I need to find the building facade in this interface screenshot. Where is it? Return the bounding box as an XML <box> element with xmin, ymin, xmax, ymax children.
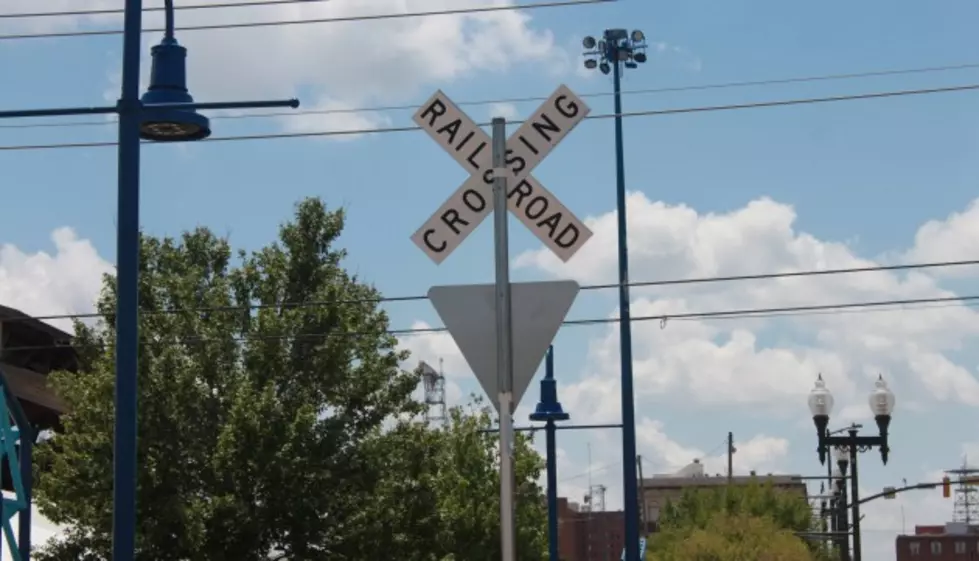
<box><xmin>557</xmin><ymin>497</ymin><xmax>625</xmax><ymax>561</ymax></box>
<box><xmin>896</xmin><ymin>523</ymin><xmax>979</xmax><ymax>560</ymax></box>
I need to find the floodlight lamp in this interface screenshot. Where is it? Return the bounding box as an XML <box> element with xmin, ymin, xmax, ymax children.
<box><xmin>599</xmin><ymin>62</ymin><xmax>611</xmax><ymax>75</ymax></box>
<box><xmin>582</xmin><ymin>36</ymin><xmax>597</xmax><ymax>49</ymax></box>
<box><xmin>584</xmin><ymin>59</ymin><xmax>598</xmax><ymax>70</ymax></box>
<box><xmin>631</xmin><ymin>29</ymin><xmax>645</xmax><ymax>43</ymax></box>
<box><xmin>625</xmin><ymin>62</ymin><xmax>638</xmax><ymax>70</ymax></box>
<box><xmin>605</xmin><ymin>28</ymin><xmax>628</xmax><ymax>41</ymax></box>
<box><xmin>633</xmin><ymin>52</ymin><xmax>647</xmax><ymax>63</ymax></box>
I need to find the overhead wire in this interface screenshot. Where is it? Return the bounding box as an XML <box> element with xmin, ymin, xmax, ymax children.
<box><xmin>0</xmin><ymin>0</ymin><xmax>615</xmax><ymax>41</ymax></box>
<box><xmin>3</xmin><ymin>294</ymin><xmax>978</xmax><ymax>354</ymax></box>
<box><xmin>5</xmin><ymin>257</ymin><xmax>976</xmax><ymax>325</ymax></box>
<box><xmin>2</xmin><ymin>0</ymin><xmax>337</xmax><ymax>19</ymax></box>
<box><xmin>2</xmin><ymin>82</ymin><xmax>978</xmax><ymax>152</ymax></box>
<box><xmin>5</xmin><ymin>61</ymin><xmax>979</xmax><ymax>131</ymax></box>
<box><xmin>0</xmin><ymin>0</ymin><xmax>334</xmax><ymax>19</ymax></box>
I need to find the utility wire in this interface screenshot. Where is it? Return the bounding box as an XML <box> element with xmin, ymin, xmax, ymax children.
<box><xmin>5</xmin><ymin>258</ymin><xmax>976</xmax><ymax>325</ymax></box>
<box><xmin>6</xmin><ymin>61</ymin><xmax>979</xmax><ymax>131</ymax></box>
<box><xmin>3</xmin><ymin>294</ymin><xmax>978</xmax><ymax>353</ymax></box>
<box><xmin>0</xmin><ymin>0</ymin><xmax>333</xmax><ymax>19</ymax></box>
<box><xmin>0</xmin><ymin>0</ymin><xmax>614</xmax><ymax>41</ymax></box>
<box><xmin>2</xmin><ymin>83</ymin><xmax>976</xmax><ymax>152</ymax></box>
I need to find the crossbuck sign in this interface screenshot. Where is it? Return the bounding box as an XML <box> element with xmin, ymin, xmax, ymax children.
<box><xmin>410</xmin><ymin>85</ymin><xmax>594</xmax><ymax>263</ymax></box>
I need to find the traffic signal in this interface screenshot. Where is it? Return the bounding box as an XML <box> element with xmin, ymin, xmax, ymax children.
<box><xmin>943</xmin><ymin>476</ymin><xmax>952</xmax><ymax>498</ymax></box>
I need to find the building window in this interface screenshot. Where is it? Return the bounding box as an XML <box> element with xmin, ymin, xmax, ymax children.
<box><xmin>956</xmin><ymin>541</ymin><xmax>967</xmax><ymax>554</ymax></box>
<box><xmin>909</xmin><ymin>541</ymin><xmax>920</xmax><ymax>555</ymax></box>
<box><xmin>931</xmin><ymin>541</ymin><xmax>942</xmax><ymax>555</ymax></box>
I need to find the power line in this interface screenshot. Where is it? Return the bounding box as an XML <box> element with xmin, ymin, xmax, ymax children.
<box><xmin>0</xmin><ymin>0</ymin><xmax>614</xmax><ymax>41</ymax></box>
<box><xmin>2</xmin><ymin>82</ymin><xmax>976</xmax><ymax>152</ymax></box>
<box><xmin>6</xmin><ymin>61</ymin><xmax>979</xmax><ymax>131</ymax></box>
<box><xmin>0</xmin><ymin>0</ymin><xmax>334</xmax><ymax>20</ymax></box>
<box><xmin>3</xmin><ymin>294</ymin><xmax>978</xmax><ymax>353</ymax></box>
<box><xmin>6</xmin><ymin>258</ymin><xmax>976</xmax><ymax>325</ymax></box>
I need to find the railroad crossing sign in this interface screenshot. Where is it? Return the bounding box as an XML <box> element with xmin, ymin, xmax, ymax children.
<box><xmin>410</xmin><ymin>84</ymin><xmax>594</xmax><ymax>264</ymax></box>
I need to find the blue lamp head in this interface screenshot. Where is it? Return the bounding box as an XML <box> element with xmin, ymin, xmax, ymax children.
<box><xmin>140</xmin><ymin>37</ymin><xmax>211</xmax><ymax>142</ymax></box>
<box><xmin>529</xmin><ymin>372</ymin><xmax>570</xmax><ymax>422</ymax></box>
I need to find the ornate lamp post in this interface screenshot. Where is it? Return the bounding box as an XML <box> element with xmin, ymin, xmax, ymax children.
<box><xmin>808</xmin><ymin>374</ymin><xmax>896</xmax><ymax>561</ymax></box>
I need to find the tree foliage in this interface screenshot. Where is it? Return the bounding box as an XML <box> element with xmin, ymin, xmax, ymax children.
<box><xmin>649</xmin><ymin>482</ymin><xmax>827</xmax><ymax>561</ymax></box>
<box><xmin>351</xmin><ymin>399</ymin><xmax>547</xmax><ymax>561</ymax></box>
<box><xmin>649</xmin><ymin>512</ymin><xmax>816</xmax><ymax>561</ymax></box>
<box><xmin>31</xmin><ymin>198</ymin><xmax>546</xmax><ymax>560</ymax></box>
<box><xmin>658</xmin><ymin>482</ymin><xmax>814</xmax><ymax>534</ymax></box>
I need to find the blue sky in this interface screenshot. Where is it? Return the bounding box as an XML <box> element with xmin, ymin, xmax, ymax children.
<box><xmin>2</xmin><ymin>0</ymin><xmax>979</xmax><ymax>559</ymax></box>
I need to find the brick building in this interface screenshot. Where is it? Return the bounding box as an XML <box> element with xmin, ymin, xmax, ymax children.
<box><xmin>556</xmin><ymin>497</ymin><xmax>625</xmax><ymax>561</ymax></box>
<box><xmin>896</xmin><ymin>523</ymin><xmax>979</xmax><ymax>560</ymax></box>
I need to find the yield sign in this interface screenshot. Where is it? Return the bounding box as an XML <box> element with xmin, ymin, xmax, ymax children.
<box><xmin>410</xmin><ymin>85</ymin><xmax>594</xmax><ymax>264</ymax></box>
<box><xmin>427</xmin><ymin>280</ymin><xmax>580</xmax><ymax>412</ymax></box>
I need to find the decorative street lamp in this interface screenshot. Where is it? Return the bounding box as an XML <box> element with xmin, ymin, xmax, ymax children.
<box><xmin>529</xmin><ymin>346</ymin><xmax>570</xmax><ymax>561</ymax></box>
<box><xmin>580</xmin><ymin>28</ymin><xmax>648</xmax><ymax>561</ymax></box>
<box><xmin>808</xmin><ymin>374</ymin><xmax>896</xmax><ymax>561</ymax></box>
<box><xmin>139</xmin><ymin>0</ymin><xmax>211</xmax><ymax>141</ymax></box>
<box><xmin>808</xmin><ymin>374</ymin><xmax>895</xmax><ymax>465</ymax></box>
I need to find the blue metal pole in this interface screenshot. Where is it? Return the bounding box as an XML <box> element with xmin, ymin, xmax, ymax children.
<box><xmin>113</xmin><ymin>0</ymin><xmax>144</xmax><ymax>558</ymax></box>
<box><xmin>612</xmin><ymin>40</ymin><xmax>641</xmax><ymax>561</ymax></box>
<box><xmin>544</xmin><ymin>347</ymin><xmax>559</xmax><ymax>561</ymax></box>
<box><xmin>18</xmin><ymin>435</ymin><xmax>32</xmax><ymax>561</ymax></box>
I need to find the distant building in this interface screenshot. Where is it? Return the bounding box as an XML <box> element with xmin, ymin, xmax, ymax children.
<box><xmin>0</xmin><ymin>304</ymin><xmax>76</xmax><ymax>431</ymax></box>
<box><xmin>0</xmin><ymin>305</ymin><xmax>77</xmax><ymax>492</ymax></box>
<box><xmin>557</xmin><ymin>497</ymin><xmax>625</xmax><ymax>561</ymax></box>
<box><xmin>895</xmin><ymin>523</ymin><xmax>979</xmax><ymax>560</ymax></box>
<box><xmin>640</xmin><ymin>459</ymin><xmax>808</xmax><ymax>531</ymax></box>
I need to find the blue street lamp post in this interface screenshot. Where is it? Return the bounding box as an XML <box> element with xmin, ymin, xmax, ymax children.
<box><xmin>0</xmin><ymin>0</ymin><xmax>299</xmax><ymax>558</ymax></box>
<box><xmin>582</xmin><ymin>29</ymin><xmax>648</xmax><ymax>561</ymax></box>
<box><xmin>529</xmin><ymin>346</ymin><xmax>569</xmax><ymax>560</ymax></box>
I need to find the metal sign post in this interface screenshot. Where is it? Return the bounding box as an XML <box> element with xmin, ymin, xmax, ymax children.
<box><xmin>412</xmin><ymin>85</ymin><xmax>594</xmax><ymax>561</ymax></box>
<box><xmin>491</xmin><ymin>116</ymin><xmax>517</xmax><ymax>561</ymax></box>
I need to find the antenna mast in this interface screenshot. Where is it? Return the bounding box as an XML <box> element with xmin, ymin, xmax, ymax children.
<box><xmin>419</xmin><ymin>360</ymin><xmax>447</xmax><ymax>427</ymax></box>
<box><xmin>945</xmin><ymin>456</ymin><xmax>979</xmax><ymax>524</ymax></box>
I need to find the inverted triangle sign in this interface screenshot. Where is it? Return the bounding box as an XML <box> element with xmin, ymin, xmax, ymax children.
<box><xmin>428</xmin><ymin>280</ymin><xmax>580</xmax><ymax>412</ymax></box>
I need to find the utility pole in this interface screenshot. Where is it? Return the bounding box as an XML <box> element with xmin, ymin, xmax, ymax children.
<box><xmin>727</xmin><ymin>431</ymin><xmax>735</xmax><ymax>483</ymax></box>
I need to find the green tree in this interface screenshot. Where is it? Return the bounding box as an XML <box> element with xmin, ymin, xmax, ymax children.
<box><xmin>650</xmin><ymin>482</ymin><xmax>832</xmax><ymax>561</ymax></box>
<box><xmin>348</xmin><ymin>398</ymin><xmax>547</xmax><ymax>561</ymax></box>
<box><xmin>649</xmin><ymin>512</ymin><xmax>816</xmax><ymax>561</ymax></box>
<box><xmin>33</xmin><ymin>198</ymin><xmax>423</xmax><ymax>560</ymax></box>
<box><xmin>658</xmin><ymin>482</ymin><xmax>813</xmax><ymax>534</ymax></box>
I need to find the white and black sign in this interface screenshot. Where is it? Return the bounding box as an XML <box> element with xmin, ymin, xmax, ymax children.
<box><xmin>411</xmin><ymin>86</ymin><xmax>593</xmax><ymax>264</ymax></box>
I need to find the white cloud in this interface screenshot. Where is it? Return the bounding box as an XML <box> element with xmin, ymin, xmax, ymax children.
<box><xmin>487</xmin><ymin>102</ymin><xmax>519</xmax><ymax>121</ymax></box>
<box><xmin>902</xmin><ymin>199</ymin><xmax>979</xmax><ymax>276</ymax></box>
<box><xmin>279</xmin><ymin>97</ymin><xmax>393</xmax><ymax>141</ymax></box>
<box><xmin>515</xmin><ymin>193</ymin><xmax>979</xmax><ymax>418</ymax></box>
<box><xmin>0</xmin><ymin>228</ymin><xmax>112</xmax><ymax>333</ymax></box>
<box><xmin>31</xmin><ymin>0</ymin><xmax>567</xmax><ymax>128</ymax></box>
<box><xmin>638</xmin><ymin>418</ymin><xmax>789</xmax><ymax>476</ymax></box>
